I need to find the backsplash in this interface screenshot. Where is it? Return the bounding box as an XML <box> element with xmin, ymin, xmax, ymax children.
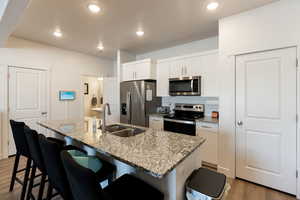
<box><xmin>161</xmin><ymin>96</ymin><xmax>219</xmax><ymax>116</ymax></box>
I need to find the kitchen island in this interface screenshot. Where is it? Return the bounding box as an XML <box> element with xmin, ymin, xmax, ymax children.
<box><xmin>39</xmin><ymin>119</ymin><xmax>205</xmax><ymax>200</ymax></box>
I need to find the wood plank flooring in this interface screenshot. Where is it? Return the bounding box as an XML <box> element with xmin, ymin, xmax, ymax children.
<box><xmin>0</xmin><ymin>157</ymin><xmax>297</xmax><ymax>200</ymax></box>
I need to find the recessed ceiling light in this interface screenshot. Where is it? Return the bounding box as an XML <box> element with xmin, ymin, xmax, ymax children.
<box><xmin>136</xmin><ymin>30</ymin><xmax>144</xmax><ymax>37</ymax></box>
<box><xmin>98</xmin><ymin>77</ymin><xmax>103</xmax><ymax>81</ymax></box>
<box><xmin>53</xmin><ymin>30</ymin><xmax>62</xmax><ymax>38</ymax></box>
<box><xmin>97</xmin><ymin>43</ymin><xmax>104</xmax><ymax>51</ymax></box>
<box><xmin>88</xmin><ymin>3</ymin><xmax>101</xmax><ymax>13</ymax></box>
<box><xmin>207</xmin><ymin>2</ymin><xmax>219</xmax><ymax>10</ymax></box>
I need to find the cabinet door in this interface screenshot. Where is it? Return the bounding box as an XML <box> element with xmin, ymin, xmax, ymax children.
<box><xmin>186</xmin><ymin>56</ymin><xmax>203</xmax><ymax>76</ymax></box>
<box><xmin>156</xmin><ymin>61</ymin><xmax>169</xmax><ymax>96</ymax></box>
<box><xmin>196</xmin><ymin>122</ymin><xmax>218</xmax><ymax>165</ymax></box>
<box><xmin>149</xmin><ymin>116</ymin><xmax>163</xmax><ymax>131</ymax></box>
<box><xmin>201</xmin><ymin>53</ymin><xmax>218</xmax><ymax>96</ymax></box>
<box><xmin>135</xmin><ymin>62</ymin><xmax>150</xmax><ymax>80</ymax></box>
<box><xmin>122</xmin><ymin>64</ymin><xmax>134</xmax><ymax>81</ymax></box>
<box><xmin>169</xmin><ymin>59</ymin><xmax>184</xmax><ymax>78</ymax></box>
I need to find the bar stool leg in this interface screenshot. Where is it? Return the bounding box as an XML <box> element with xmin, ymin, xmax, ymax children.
<box><xmin>26</xmin><ymin>165</ymin><xmax>37</xmax><ymax>200</ymax></box>
<box><xmin>20</xmin><ymin>158</ymin><xmax>32</xmax><ymax>200</ymax></box>
<box><xmin>9</xmin><ymin>153</ymin><xmax>20</xmax><ymax>192</ymax></box>
<box><xmin>46</xmin><ymin>184</ymin><xmax>53</xmax><ymax>200</ymax></box>
<box><xmin>37</xmin><ymin>174</ymin><xmax>46</xmax><ymax>200</ymax></box>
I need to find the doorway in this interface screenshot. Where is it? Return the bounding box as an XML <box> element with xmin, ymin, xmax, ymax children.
<box><xmin>81</xmin><ymin>76</ymin><xmax>104</xmax><ymax>130</ymax></box>
<box><xmin>8</xmin><ymin>66</ymin><xmax>49</xmax><ymax>155</ymax></box>
<box><xmin>235</xmin><ymin>47</ymin><xmax>297</xmax><ymax>194</ymax></box>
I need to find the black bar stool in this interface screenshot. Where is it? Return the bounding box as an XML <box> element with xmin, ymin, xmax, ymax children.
<box><xmin>24</xmin><ymin>127</ymin><xmax>67</xmax><ymax>200</ymax></box>
<box><xmin>61</xmin><ymin>150</ymin><xmax>164</xmax><ymax>200</ymax></box>
<box><xmin>38</xmin><ymin>134</ymin><xmax>115</xmax><ymax>200</ymax></box>
<box><xmin>9</xmin><ymin>120</ymin><xmax>32</xmax><ymax>200</ymax></box>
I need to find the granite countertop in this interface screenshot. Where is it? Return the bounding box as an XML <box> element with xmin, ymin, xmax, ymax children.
<box><xmin>38</xmin><ymin>120</ymin><xmax>205</xmax><ymax>178</ymax></box>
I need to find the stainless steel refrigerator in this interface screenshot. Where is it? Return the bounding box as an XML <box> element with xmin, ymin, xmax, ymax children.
<box><xmin>120</xmin><ymin>80</ymin><xmax>161</xmax><ymax>127</ymax></box>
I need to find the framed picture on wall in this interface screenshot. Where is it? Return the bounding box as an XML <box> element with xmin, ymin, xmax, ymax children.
<box><xmin>84</xmin><ymin>83</ymin><xmax>89</xmax><ymax>95</ymax></box>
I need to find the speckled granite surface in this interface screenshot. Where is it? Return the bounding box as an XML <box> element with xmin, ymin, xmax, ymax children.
<box><xmin>38</xmin><ymin>120</ymin><xmax>205</xmax><ymax>178</ymax></box>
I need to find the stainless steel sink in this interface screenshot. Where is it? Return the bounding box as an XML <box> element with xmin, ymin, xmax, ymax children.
<box><xmin>105</xmin><ymin>124</ymin><xmax>145</xmax><ymax>137</ymax></box>
<box><xmin>110</xmin><ymin>128</ymin><xmax>145</xmax><ymax>137</ymax></box>
<box><xmin>105</xmin><ymin>124</ymin><xmax>128</xmax><ymax>133</ymax></box>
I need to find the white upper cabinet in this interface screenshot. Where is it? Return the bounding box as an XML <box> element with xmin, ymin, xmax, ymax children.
<box><xmin>156</xmin><ymin>61</ymin><xmax>170</xmax><ymax>96</ymax></box>
<box><xmin>156</xmin><ymin>49</ymin><xmax>219</xmax><ymax>97</ymax></box>
<box><xmin>200</xmin><ymin>52</ymin><xmax>219</xmax><ymax>97</ymax></box>
<box><xmin>169</xmin><ymin>58</ymin><xmax>186</xmax><ymax>78</ymax></box>
<box><xmin>122</xmin><ymin>59</ymin><xmax>156</xmax><ymax>82</ymax></box>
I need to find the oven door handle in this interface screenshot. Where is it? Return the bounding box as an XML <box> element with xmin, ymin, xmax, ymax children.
<box><xmin>164</xmin><ymin>118</ymin><xmax>195</xmax><ymax>125</ymax></box>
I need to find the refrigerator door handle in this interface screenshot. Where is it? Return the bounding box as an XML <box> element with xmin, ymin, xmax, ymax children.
<box><xmin>126</xmin><ymin>92</ymin><xmax>131</xmax><ymax>124</ymax></box>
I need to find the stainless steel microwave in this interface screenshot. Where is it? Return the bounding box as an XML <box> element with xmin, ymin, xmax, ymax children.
<box><xmin>169</xmin><ymin>76</ymin><xmax>201</xmax><ymax>96</ymax></box>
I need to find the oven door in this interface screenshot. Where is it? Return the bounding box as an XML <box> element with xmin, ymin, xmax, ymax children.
<box><xmin>163</xmin><ymin>118</ymin><xmax>196</xmax><ymax>136</ymax></box>
<box><xmin>169</xmin><ymin>76</ymin><xmax>201</xmax><ymax>96</ymax></box>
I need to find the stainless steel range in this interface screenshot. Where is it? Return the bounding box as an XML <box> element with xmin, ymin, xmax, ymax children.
<box><xmin>164</xmin><ymin>104</ymin><xmax>204</xmax><ymax>136</ymax></box>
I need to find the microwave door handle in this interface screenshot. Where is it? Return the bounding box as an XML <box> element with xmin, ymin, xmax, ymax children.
<box><xmin>191</xmin><ymin>79</ymin><xmax>194</xmax><ymax>92</ymax></box>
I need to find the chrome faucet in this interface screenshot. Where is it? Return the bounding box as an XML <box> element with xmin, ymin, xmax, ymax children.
<box><xmin>102</xmin><ymin>103</ymin><xmax>111</xmax><ymax>133</ymax></box>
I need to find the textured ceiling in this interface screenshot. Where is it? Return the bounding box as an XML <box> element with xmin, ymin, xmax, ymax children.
<box><xmin>13</xmin><ymin>0</ymin><xmax>278</xmax><ymax>59</ymax></box>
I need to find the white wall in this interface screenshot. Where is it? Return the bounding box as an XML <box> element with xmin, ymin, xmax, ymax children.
<box><xmin>218</xmin><ymin>0</ymin><xmax>300</xmax><ymax>186</ymax></box>
<box><xmin>0</xmin><ymin>65</ymin><xmax>8</xmax><ymax>158</ymax></box>
<box><xmin>0</xmin><ymin>36</ymin><xmax>115</xmax><ymax>158</ymax></box>
<box><xmin>0</xmin><ymin>0</ymin><xmax>30</xmax><ymax>46</ymax></box>
<box><xmin>136</xmin><ymin>36</ymin><xmax>218</xmax><ymax>60</ymax></box>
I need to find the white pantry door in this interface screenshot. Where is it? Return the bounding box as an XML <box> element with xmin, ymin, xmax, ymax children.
<box><xmin>8</xmin><ymin>67</ymin><xmax>48</xmax><ymax>155</ymax></box>
<box><xmin>236</xmin><ymin>47</ymin><xmax>297</xmax><ymax>195</ymax></box>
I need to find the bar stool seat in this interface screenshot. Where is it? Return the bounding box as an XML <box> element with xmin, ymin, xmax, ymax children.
<box><xmin>68</xmin><ymin>150</ymin><xmax>115</xmax><ymax>183</ymax></box>
<box><xmin>68</xmin><ymin>150</ymin><xmax>102</xmax><ymax>173</ymax></box>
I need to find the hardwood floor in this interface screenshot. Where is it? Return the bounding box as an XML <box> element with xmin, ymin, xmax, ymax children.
<box><xmin>0</xmin><ymin>157</ymin><xmax>296</xmax><ymax>200</ymax></box>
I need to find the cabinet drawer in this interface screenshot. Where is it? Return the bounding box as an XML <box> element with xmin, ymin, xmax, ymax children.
<box><xmin>196</xmin><ymin>122</ymin><xmax>218</xmax><ymax>132</ymax></box>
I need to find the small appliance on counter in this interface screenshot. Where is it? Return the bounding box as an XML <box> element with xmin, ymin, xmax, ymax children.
<box><xmin>163</xmin><ymin>104</ymin><xmax>204</xmax><ymax>136</ymax></box>
<box><xmin>211</xmin><ymin>111</ymin><xmax>219</xmax><ymax>119</ymax></box>
<box><xmin>156</xmin><ymin>106</ymin><xmax>170</xmax><ymax>114</ymax></box>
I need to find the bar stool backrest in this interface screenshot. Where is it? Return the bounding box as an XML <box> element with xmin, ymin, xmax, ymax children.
<box><xmin>24</xmin><ymin>127</ymin><xmax>46</xmax><ymax>172</ymax></box>
<box><xmin>38</xmin><ymin>134</ymin><xmax>73</xmax><ymax>200</ymax></box>
<box><xmin>60</xmin><ymin>150</ymin><xmax>106</xmax><ymax>200</ymax></box>
<box><xmin>9</xmin><ymin>120</ymin><xmax>30</xmax><ymax>157</ymax></box>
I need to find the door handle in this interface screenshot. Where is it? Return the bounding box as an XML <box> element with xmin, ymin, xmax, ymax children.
<box><xmin>237</xmin><ymin>121</ymin><xmax>243</xmax><ymax>126</ymax></box>
<box><xmin>41</xmin><ymin>112</ymin><xmax>47</xmax><ymax>115</ymax></box>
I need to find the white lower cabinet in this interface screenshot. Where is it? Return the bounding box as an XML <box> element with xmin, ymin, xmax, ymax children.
<box><xmin>149</xmin><ymin>115</ymin><xmax>164</xmax><ymax>131</ymax></box>
<box><xmin>196</xmin><ymin>121</ymin><xmax>218</xmax><ymax>165</ymax></box>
